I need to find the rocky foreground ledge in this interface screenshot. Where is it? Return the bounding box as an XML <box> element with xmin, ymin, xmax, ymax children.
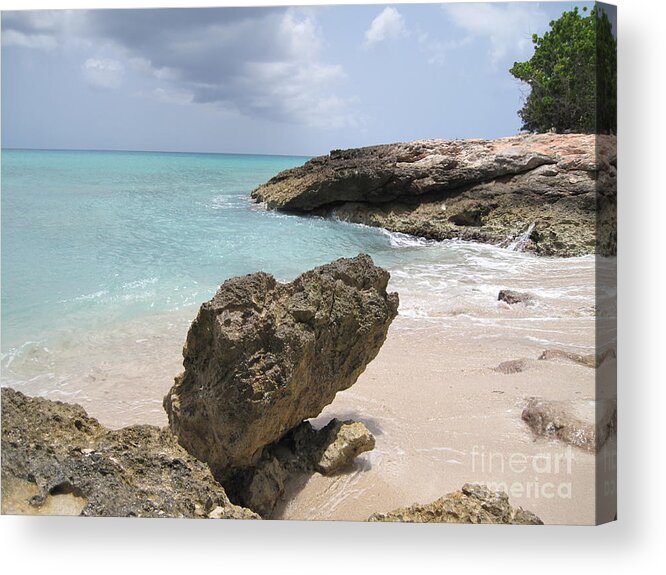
<box><xmin>0</xmin><ymin>387</ymin><xmax>258</xmax><ymax>519</ymax></box>
<box><xmin>369</xmin><ymin>483</ymin><xmax>543</xmax><ymax>525</ymax></box>
<box><xmin>252</xmin><ymin>134</ymin><xmax>616</xmax><ymax>257</ymax></box>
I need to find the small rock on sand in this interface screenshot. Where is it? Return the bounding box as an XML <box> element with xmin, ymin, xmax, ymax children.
<box><xmin>498</xmin><ymin>289</ymin><xmax>534</xmax><ymax>305</ymax></box>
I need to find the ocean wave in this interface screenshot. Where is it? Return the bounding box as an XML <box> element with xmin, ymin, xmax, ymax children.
<box><xmin>381</xmin><ymin>230</ymin><xmax>440</xmax><ymax>248</ymax></box>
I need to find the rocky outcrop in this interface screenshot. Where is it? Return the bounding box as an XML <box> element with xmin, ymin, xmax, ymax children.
<box><xmin>1</xmin><ymin>388</ymin><xmax>258</xmax><ymax>519</ymax></box>
<box><xmin>498</xmin><ymin>289</ymin><xmax>534</xmax><ymax>305</ymax></box>
<box><xmin>368</xmin><ymin>483</ymin><xmax>543</xmax><ymax>524</ymax></box>
<box><xmin>252</xmin><ymin>134</ymin><xmax>617</xmax><ymax>257</ymax></box>
<box><xmin>225</xmin><ymin>419</ymin><xmax>376</xmax><ymax>518</ymax></box>
<box><xmin>521</xmin><ymin>398</ymin><xmax>617</xmax><ymax>452</ymax></box>
<box><xmin>163</xmin><ymin>254</ymin><xmax>398</xmax><ymax>480</ymax></box>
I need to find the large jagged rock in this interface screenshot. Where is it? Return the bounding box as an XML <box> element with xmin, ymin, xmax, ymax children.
<box><xmin>368</xmin><ymin>483</ymin><xmax>543</xmax><ymax>524</ymax></box>
<box><xmin>252</xmin><ymin>134</ymin><xmax>616</xmax><ymax>257</ymax></box>
<box><xmin>163</xmin><ymin>254</ymin><xmax>398</xmax><ymax>479</ymax></box>
<box><xmin>521</xmin><ymin>398</ymin><xmax>617</xmax><ymax>452</ymax></box>
<box><xmin>1</xmin><ymin>388</ymin><xmax>258</xmax><ymax>519</ymax></box>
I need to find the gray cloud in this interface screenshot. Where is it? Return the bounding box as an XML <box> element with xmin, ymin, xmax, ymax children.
<box><xmin>2</xmin><ymin>7</ymin><xmax>356</xmax><ymax>128</ymax></box>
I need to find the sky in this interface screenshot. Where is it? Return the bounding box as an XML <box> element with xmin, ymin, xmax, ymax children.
<box><xmin>1</xmin><ymin>2</ymin><xmax>593</xmax><ymax>156</ymax></box>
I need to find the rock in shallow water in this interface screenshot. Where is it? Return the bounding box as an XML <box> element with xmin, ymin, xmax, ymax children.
<box><xmin>1</xmin><ymin>388</ymin><xmax>257</xmax><ymax>519</ymax></box>
<box><xmin>163</xmin><ymin>254</ymin><xmax>398</xmax><ymax>479</ymax></box>
<box><xmin>521</xmin><ymin>397</ymin><xmax>616</xmax><ymax>452</ymax></box>
<box><xmin>498</xmin><ymin>289</ymin><xmax>535</xmax><ymax>305</ymax></box>
<box><xmin>368</xmin><ymin>483</ymin><xmax>543</xmax><ymax>524</ymax></box>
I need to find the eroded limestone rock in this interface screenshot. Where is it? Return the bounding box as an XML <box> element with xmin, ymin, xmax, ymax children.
<box><xmin>498</xmin><ymin>289</ymin><xmax>535</xmax><ymax>305</ymax></box>
<box><xmin>368</xmin><ymin>483</ymin><xmax>543</xmax><ymax>524</ymax></box>
<box><xmin>1</xmin><ymin>388</ymin><xmax>257</xmax><ymax>519</ymax></box>
<box><xmin>163</xmin><ymin>254</ymin><xmax>398</xmax><ymax>479</ymax></box>
<box><xmin>521</xmin><ymin>397</ymin><xmax>617</xmax><ymax>452</ymax></box>
<box><xmin>252</xmin><ymin>134</ymin><xmax>616</xmax><ymax>257</ymax></box>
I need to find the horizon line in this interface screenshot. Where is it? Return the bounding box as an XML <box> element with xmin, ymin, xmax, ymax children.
<box><xmin>1</xmin><ymin>146</ymin><xmax>313</xmax><ymax>159</ymax></box>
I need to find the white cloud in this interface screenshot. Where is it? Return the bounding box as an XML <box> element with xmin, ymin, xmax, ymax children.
<box><xmin>279</xmin><ymin>10</ymin><xmax>322</xmax><ymax>60</ymax></box>
<box><xmin>82</xmin><ymin>58</ymin><xmax>125</xmax><ymax>89</ymax></box>
<box><xmin>1</xmin><ymin>29</ymin><xmax>57</xmax><ymax>50</ymax></box>
<box><xmin>445</xmin><ymin>3</ymin><xmax>547</xmax><ymax>64</ymax></box>
<box><xmin>364</xmin><ymin>7</ymin><xmax>408</xmax><ymax>47</ymax></box>
<box><xmin>232</xmin><ymin>59</ymin><xmax>354</xmax><ymax>129</ymax></box>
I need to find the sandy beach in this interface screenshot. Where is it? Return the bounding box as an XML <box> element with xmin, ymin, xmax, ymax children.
<box><xmin>279</xmin><ymin>325</ymin><xmax>614</xmax><ymax>524</ymax></box>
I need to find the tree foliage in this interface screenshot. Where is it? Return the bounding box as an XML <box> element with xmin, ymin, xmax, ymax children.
<box><xmin>510</xmin><ymin>6</ymin><xmax>616</xmax><ymax>134</ymax></box>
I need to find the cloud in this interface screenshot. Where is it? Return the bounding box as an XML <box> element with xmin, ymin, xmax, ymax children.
<box><xmin>1</xmin><ymin>10</ymin><xmax>88</xmax><ymax>50</ymax></box>
<box><xmin>1</xmin><ymin>11</ymin><xmax>61</xmax><ymax>49</ymax></box>
<box><xmin>364</xmin><ymin>7</ymin><xmax>408</xmax><ymax>47</ymax></box>
<box><xmin>82</xmin><ymin>7</ymin><xmax>355</xmax><ymax>127</ymax></box>
<box><xmin>444</xmin><ymin>3</ymin><xmax>548</xmax><ymax>64</ymax></box>
<box><xmin>3</xmin><ymin>8</ymin><xmax>356</xmax><ymax>129</ymax></box>
<box><xmin>1</xmin><ymin>29</ymin><xmax>57</xmax><ymax>50</ymax></box>
<box><xmin>82</xmin><ymin>58</ymin><xmax>125</xmax><ymax>89</ymax></box>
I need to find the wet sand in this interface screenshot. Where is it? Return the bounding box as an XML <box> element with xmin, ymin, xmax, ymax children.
<box><xmin>279</xmin><ymin>324</ymin><xmax>611</xmax><ymax>524</ymax></box>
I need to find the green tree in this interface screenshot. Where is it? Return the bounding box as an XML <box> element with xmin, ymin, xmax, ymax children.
<box><xmin>510</xmin><ymin>6</ymin><xmax>616</xmax><ymax>134</ymax></box>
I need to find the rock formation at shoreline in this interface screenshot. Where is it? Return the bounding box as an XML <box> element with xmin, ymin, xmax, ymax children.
<box><xmin>164</xmin><ymin>254</ymin><xmax>398</xmax><ymax>480</ymax></box>
<box><xmin>368</xmin><ymin>483</ymin><xmax>543</xmax><ymax>524</ymax></box>
<box><xmin>521</xmin><ymin>398</ymin><xmax>617</xmax><ymax>452</ymax></box>
<box><xmin>252</xmin><ymin>134</ymin><xmax>616</xmax><ymax>257</ymax></box>
<box><xmin>1</xmin><ymin>388</ymin><xmax>258</xmax><ymax>519</ymax></box>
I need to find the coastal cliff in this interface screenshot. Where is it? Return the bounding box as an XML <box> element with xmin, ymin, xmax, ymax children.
<box><xmin>252</xmin><ymin>134</ymin><xmax>616</xmax><ymax>257</ymax></box>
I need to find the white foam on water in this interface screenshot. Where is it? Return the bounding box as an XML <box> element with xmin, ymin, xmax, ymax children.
<box><xmin>506</xmin><ymin>222</ymin><xmax>536</xmax><ymax>252</ymax></box>
<box><xmin>381</xmin><ymin>229</ymin><xmax>440</xmax><ymax>248</ymax></box>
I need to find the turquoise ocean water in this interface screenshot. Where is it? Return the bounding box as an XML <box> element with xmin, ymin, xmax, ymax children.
<box><xmin>2</xmin><ymin>149</ymin><xmax>401</xmax><ymax>346</ymax></box>
<box><xmin>1</xmin><ymin>149</ymin><xmax>593</xmax><ymax>426</ymax></box>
